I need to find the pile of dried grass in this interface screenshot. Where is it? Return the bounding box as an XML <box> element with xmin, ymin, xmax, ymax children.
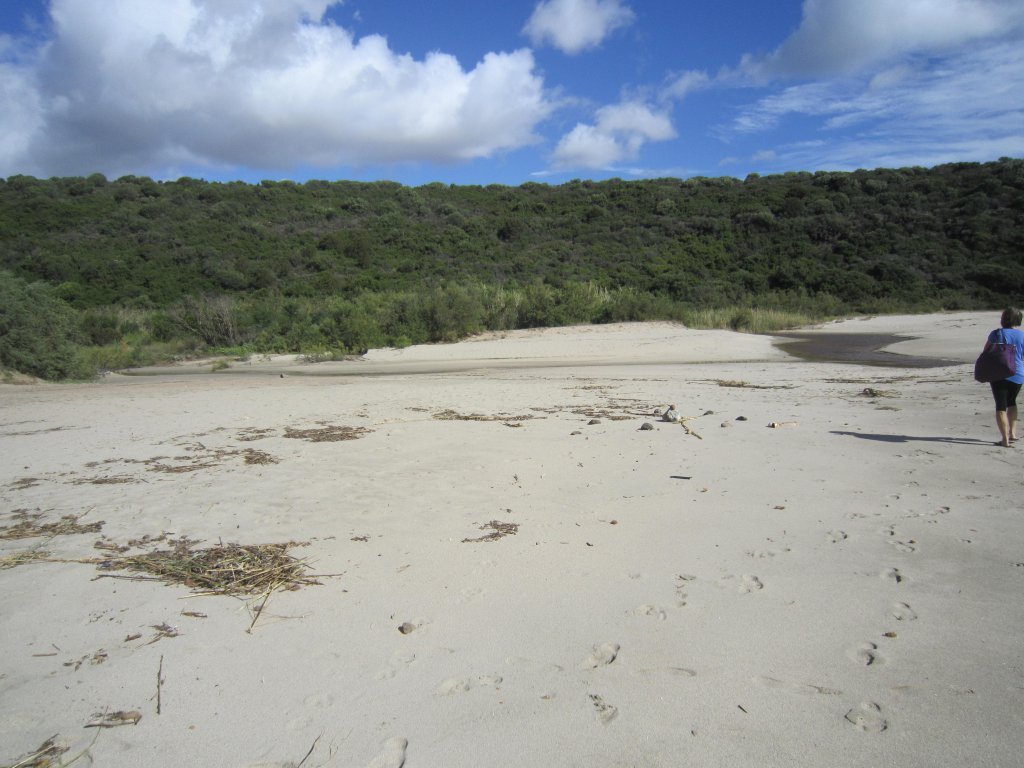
<box><xmin>433</xmin><ymin>409</ymin><xmax>536</xmax><ymax>423</ymax></box>
<box><xmin>100</xmin><ymin>540</ymin><xmax>318</xmax><ymax>596</ymax></box>
<box><xmin>283</xmin><ymin>425</ymin><xmax>370</xmax><ymax>442</ymax></box>
<box><xmin>0</xmin><ymin>514</ymin><xmax>103</xmax><ymax>541</ymax></box>
<box><xmin>0</xmin><ymin>550</ymin><xmax>51</xmax><ymax>570</ymax></box>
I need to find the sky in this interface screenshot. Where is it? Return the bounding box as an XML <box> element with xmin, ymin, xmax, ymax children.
<box><xmin>0</xmin><ymin>0</ymin><xmax>1022</xmax><ymax>186</ymax></box>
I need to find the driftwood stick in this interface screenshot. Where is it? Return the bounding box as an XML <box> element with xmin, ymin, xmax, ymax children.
<box><xmin>247</xmin><ymin>583</ymin><xmax>277</xmax><ymax>634</ymax></box>
<box><xmin>156</xmin><ymin>655</ymin><xmax>164</xmax><ymax>715</ymax></box>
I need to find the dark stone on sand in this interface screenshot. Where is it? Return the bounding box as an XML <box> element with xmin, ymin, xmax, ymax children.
<box><xmin>639</xmin><ymin>422</ymin><xmax>654</xmax><ymax>431</ymax></box>
<box><xmin>588</xmin><ymin>419</ymin><xmax>601</xmax><ymax>425</ymax></box>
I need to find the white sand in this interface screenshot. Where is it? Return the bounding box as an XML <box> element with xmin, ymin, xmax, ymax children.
<box><xmin>1</xmin><ymin>312</ymin><xmax>1021</xmax><ymax>767</ymax></box>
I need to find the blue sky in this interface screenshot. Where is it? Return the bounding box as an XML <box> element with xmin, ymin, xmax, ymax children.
<box><xmin>0</xmin><ymin>0</ymin><xmax>1021</xmax><ymax>185</ymax></box>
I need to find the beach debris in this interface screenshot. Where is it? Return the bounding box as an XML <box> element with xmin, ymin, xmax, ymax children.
<box><xmin>0</xmin><ymin>514</ymin><xmax>103</xmax><ymax>540</ymax></box>
<box><xmin>639</xmin><ymin>422</ymin><xmax>654</xmax><ymax>431</ymax></box>
<box><xmin>859</xmin><ymin>387</ymin><xmax>898</xmax><ymax>398</ymax></box>
<box><xmin>236</xmin><ymin>428</ymin><xmax>276</xmax><ymax>442</ymax></box>
<box><xmin>0</xmin><ymin>549</ymin><xmax>52</xmax><ymax>570</ymax></box>
<box><xmin>736</xmin><ymin>416</ymin><xmax>748</xmax><ymax>421</ymax></box>
<box><xmin>397</xmin><ymin>621</ymin><xmax>419</xmax><ymax>635</ymax></box>
<box><xmin>587</xmin><ymin>419</ymin><xmax>601</xmax><ymax>425</ymax></box>
<box><xmin>7</xmin><ymin>477</ymin><xmax>41</xmax><ymax>490</ymax></box>
<box><xmin>2</xmin><ymin>736</ymin><xmax>68</xmax><ymax>768</ymax></box>
<box><xmin>84</xmin><ymin>710</ymin><xmax>142</xmax><ymax>728</ymax></box>
<box><xmin>570</xmin><ymin>430</ymin><xmax>582</xmax><ymax>435</ymax></box>
<box><xmin>661</xmin><ymin>405</ymin><xmax>680</xmax><ymax>422</ymax></box>
<box><xmin>680</xmin><ymin>423</ymin><xmax>703</xmax><ymax>440</ymax></box>
<box><xmin>182</xmin><ymin>611</ymin><xmax>207</xmax><ymax>619</ymax></box>
<box><xmin>145</xmin><ymin>623</ymin><xmax>180</xmax><ymax>646</ymax></box>
<box><xmin>243</xmin><ymin>449</ymin><xmax>279</xmax><ymax>465</ymax></box>
<box><xmin>63</xmin><ymin>650</ymin><xmax>108</xmax><ymax>671</ymax></box>
<box><xmin>720</xmin><ymin>421</ymin><xmax>732</xmax><ymax>428</ymax></box>
<box><xmin>156</xmin><ymin>656</ymin><xmax>164</xmax><ymax>715</ymax></box>
<box><xmin>97</xmin><ymin>540</ymin><xmax>319</xmax><ymax>596</ymax></box>
<box><xmin>716</xmin><ymin>380</ymin><xmax>795</xmax><ymax>390</ymax></box>
<box><xmin>462</xmin><ymin>521</ymin><xmax>519</xmax><ymax>543</ymax></box>
<box><xmin>433</xmin><ymin>409</ymin><xmax>536</xmax><ymax>423</ymax></box>
<box><xmin>283</xmin><ymin>425</ymin><xmax>370</xmax><ymax>442</ymax></box>
<box><xmin>767</xmin><ymin>421</ymin><xmax>799</xmax><ymax>428</ymax></box>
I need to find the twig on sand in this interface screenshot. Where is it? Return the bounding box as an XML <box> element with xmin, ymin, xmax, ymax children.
<box><xmin>296</xmin><ymin>735</ymin><xmax>322</xmax><ymax>768</ymax></box>
<box><xmin>84</xmin><ymin>710</ymin><xmax>142</xmax><ymax>728</ymax></box>
<box><xmin>156</xmin><ymin>655</ymin><xmax>163</xmax><ymax>715</ymax></box>
<box><xmin>247</xmin><ymin>583</ymin><xmax>278</xmax><ymax>634</ymax></box>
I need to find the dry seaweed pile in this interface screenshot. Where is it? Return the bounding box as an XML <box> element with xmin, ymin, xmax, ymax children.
<box><xmin>283</xmin><ymin>425</ymin><xmax>370</xmax><ymax>442</ymax></box>
<box><xmin>432</xmin><ymin>409</ymin><xmax>536</xmax><ymax>423</ymax></box>
<box><xmin>99</xmin><ymin>540</ymin><xmax>318</xmax><ymax>596</ymax></box>
<box><xmin>0</xmin><ymin>513</ymin><xmax>103</xmax><ymax>540</ymax></box>
<box><xmin>715</xmin><ymin>380</ymin><xmax>796</xmax><ymax>390</ymax></box>
<box><xmin>462</xmin><ymin>521</ymin><xmax>519</xmax><ymax>543</ymax></box>
<box><xmin>0</xmin><ymin>549</ymin><xmax>51</xmax><ymax>570</ymax></box>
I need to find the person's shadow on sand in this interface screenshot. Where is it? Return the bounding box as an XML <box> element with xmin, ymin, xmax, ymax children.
<box><xmin>831</xmin><ymin>431</ymin><xmax>992</xmax><ymax>446</ymax></box>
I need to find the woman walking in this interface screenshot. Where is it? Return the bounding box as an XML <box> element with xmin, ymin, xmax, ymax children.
<box><xmin>984</xmin><ymin>308</ymin><xmax>1024</xmax><ymax>447</ymax></box>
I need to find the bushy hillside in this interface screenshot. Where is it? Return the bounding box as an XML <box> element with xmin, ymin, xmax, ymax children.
<box><xmin>0</xmin><ymin>158</ymin><xmax>1021</xmax><ymax>378</ymax></box>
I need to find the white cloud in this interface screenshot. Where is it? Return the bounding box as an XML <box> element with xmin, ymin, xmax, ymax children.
<box><xmin>662</xmin><ymin>70</ymin><xmax>710</xmax><ymax>101</ymax></box>
<box><xmin>748</xmin><ymin>0</ymin><xmax>1024</xmax><ymax>78</ymax></box>
<box><xmin>523</xmin><ymin>0</ymin><xmax>634</xmax><ymax>55</ymax></box>
<box><xmin>732</xmin><ymin>40</ymin><xmax>1024</xmax><ymax>170</ymax></box>
<box><xmin>1</xmin><ymin>0</ymin><xmax>557</xmax><ymax>178</ymax></box>
<box><xmin>551</xmin><ymin>100</ymin><xmax>675</xmax><ymax>169</ymax></box>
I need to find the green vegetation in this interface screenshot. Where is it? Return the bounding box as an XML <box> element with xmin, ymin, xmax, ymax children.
<box><xmin>0</xmin><ymin>158</ymin><xmax>1021</xmax><ymax>379</ymax></box>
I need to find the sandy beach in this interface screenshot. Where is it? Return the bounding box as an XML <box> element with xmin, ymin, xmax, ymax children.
<box><xmin>2</xmin><ymin>311</ymin><xmax>1022</xmax><ymax>767</ymax></box>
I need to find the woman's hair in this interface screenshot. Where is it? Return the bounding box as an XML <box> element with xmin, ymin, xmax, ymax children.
<box><xmin>1001</xmin><ymin>307</ymin><xmax>1023</xmax><ymax>328</ymax></box>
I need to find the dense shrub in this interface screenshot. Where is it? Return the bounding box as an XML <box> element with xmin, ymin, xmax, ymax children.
<box><xmin>0</xmin><ymin>271</ymin><xmax>93</xmax><ymax>379</ymax></box>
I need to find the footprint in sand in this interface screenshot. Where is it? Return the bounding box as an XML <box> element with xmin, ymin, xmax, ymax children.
<box><xmin>753</xmin><ymin>676</ymin><xmax>842</xmax><ymax>696</ymax></box>
<box><xmin>588</xmin><ymin>693</ymin><xmax>619</xmax><ymax>724</ymax></box>
<box><xmin>844</xmin><ymin>702</ymin><xmax>888</xmax><ymax>733</ymax></box>
<box><xmin>888</xmin><ymin>539</ymin><xmax>917</xmax><ymax>553</ymax></box>
<box><xmin>891</xmin><ymin>602</ymin><xmax>918</xmax><ymax>621</ymax></box>
<box><xmin>880</xmin><ymin>567</ymin><xmax>904</xmax><ymax>584</ymax></box>
<box><xmin>458</xmin><ymin>586</ymin><xmax>485</xmax><ymax>603</ymax></box>
<box><xmin>366</xmin><ymin>737</ymin><xmax>408</xmax><ymax>768</ymax></box>
<box><xmin>847</xmin><ymin>641</ymin><xmax>884</xmax><ymax>666</ymax></box>
<box><xmin>436</xmin><ymin>675</ymin><xmax>503</xmax><ymax>695</ymax></box>
<box><xmin>739</xmin><ymin>575</ymin><xmax>763</xmax><ymax>593</ymax></box>
<box><xmin>580</xmin><ymin>643</ymin><xmax>620</xmax><ymax>670</ymax></box>
<box><xmin>826</xmin><ymin>530</ymin><xmax>848</xmax><ymax>544</ymax></box>
<box><xmin>633</xmin><ymin>604</ymin><xmax>667</xmax><ymax>620</ymax></box>
<box><xmin>745</xmin><ymin>548</ymin><xmax>791</xmax><ymax>559</ymax></box>
<box><xmin>674</xmin><ymin>574</ymin><xmax>696</xmax><ymax>606</ymax></box>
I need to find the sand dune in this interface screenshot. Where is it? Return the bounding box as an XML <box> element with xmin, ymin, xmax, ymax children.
<box><xmin>2</xmin><ymin>312</ymin><xmax>1021</xmax><ymax>767</ymax></box>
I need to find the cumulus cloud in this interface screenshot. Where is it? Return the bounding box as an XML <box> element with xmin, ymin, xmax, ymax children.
<box><xmin>0</xmin><ymin>0</ymin><xmax>556</xmax><ymax>178</ymax></box>
<box><xmin>746</xmin><ymin>0</ymin><xmax>1024</xmax><ymax>78</ymax></box>
<box><xmin>551</xmin><ymin>100</ymin><xmax>675</xmax><ymax>169</ymax></box>
<box><xmin>523</xmin><ymin>0</ymin><xmax>634</xmax><ymax>55</ymax></box>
